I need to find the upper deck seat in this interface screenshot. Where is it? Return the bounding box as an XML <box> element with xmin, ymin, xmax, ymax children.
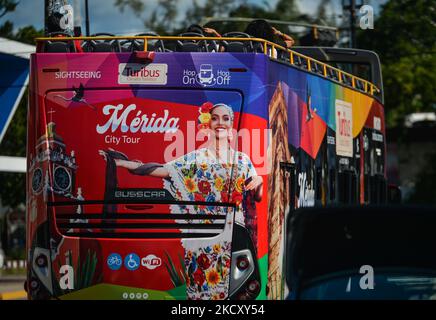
<box><xmin>179</xmin><ymin>42</ymin><xmax>202</xmax><ymax>52</ymax></box>
<box><xmin>356</xmin><ymin>79</ymin><xmax>365</xmax><ymax>91</ymax></box>
<box><xmin>221</xmin><ymin>32</ymin><xmax>254</xmax><ymax>53</ymax></box>
<box><xmin>43</xmin><ymin>32</ymin><xmax>76</xmax><ymax>53</ymax></box>
<box><xmin>343</xmin><ymin>74</ymin><xmax>353</xmax><ymax>86</ymax></box>
<box><xmin>327</xmin><ymin>68</ymin><xmax>339</xmax><ymax>81</ymax></box>
<box><xmin>176</xmin><ymin>32</ymin><xmax>209</xmax><ymax>52</ymax></box>
<box><xmin>301</xmin><ymin>58</ymin><xmax>309</xmax><ymax>70</ymax></box>
<box><xmin>121</xmin><ymin>32</ymin><xmax>165</xmax><ymax>52</ymax></box>
<box><xmin>293</xmin><ymin>55</ymin><xmax>303</xmax><ymax>67</ymax></box>
<box><xmin>312</xmin><ymin>62</ymin><xmax>325</xmax><ymax>76</ymax></box>
<box><xmin>82</xmin><ymin>33</ymin><xmax>121</xmax><ymax>52</ymax></box>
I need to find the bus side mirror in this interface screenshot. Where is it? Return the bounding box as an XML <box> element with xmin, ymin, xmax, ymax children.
<box><xmin>387</xmin><ymin>184</ymin><xmax>402</xmax><ymax>203</ymax></box>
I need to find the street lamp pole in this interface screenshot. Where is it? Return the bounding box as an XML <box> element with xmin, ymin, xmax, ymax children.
<box><xmin>85</xmin><ymin>0</ymin><xmax>90</xmax><ymax>36</ymax></box>
<box><xmin>44</xmin><ymin>0</ymin><xmax>51</xmax><ymax>36</ymax></box>
<box><xmin>342</xmin><ymin>0</ymin><xmax>362</xmax><ymax>48</ymax></box>
<box><xmin>350</xmin><ymin>0</ymin><xmax>356</xmax><ymax>48</ymax></box>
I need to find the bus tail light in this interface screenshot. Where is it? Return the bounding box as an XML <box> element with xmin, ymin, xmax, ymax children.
<box><xmin>36</xmin><ymin>254</ymin><xmax>48</xmax><ymax>268</ymax></box>
<box><xmin>229</xmin><ymin>224</ymin><xmax>261</xmax><ymax>300</ymax></box>
<box><xmin>247</xmin><ymin>280</ymin><xmax>260</xmax><ymax>294</ymax></box>
<box><xmin>236</xmin><ymin>255</ymin><xmax>249</xmax><ymax>271</ymax></box>
<box><xmin>30</xmin><ymin>278</ymin><xmax>40</xmax><ymax>290</ymax></box>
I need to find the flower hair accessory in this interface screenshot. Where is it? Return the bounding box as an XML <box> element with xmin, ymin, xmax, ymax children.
<box><xmin>198</xmin><ymin>102</ymin><xmax>213</xmax><ymax>130</ymax></box>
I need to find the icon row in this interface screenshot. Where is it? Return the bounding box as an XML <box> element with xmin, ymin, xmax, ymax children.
<box><xmin>107</xmin><ymin>253</ymin><xmax>162</xmax><ymax>271</ymax></box>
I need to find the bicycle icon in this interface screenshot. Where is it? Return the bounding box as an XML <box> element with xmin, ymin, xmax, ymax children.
<box><xmin>107</xmin><ymin>253</ymin><xmax>122</xmax><ymax>271</ymax></box>
<box><xmin>108</xmin><ymin>256</ymin><xmax>121</xmax><ymax>266</ymax></box>
<box><xmin>124</xmin><ymin>253</ymin><xmax>140</xmax><ymax>271</ymax></box>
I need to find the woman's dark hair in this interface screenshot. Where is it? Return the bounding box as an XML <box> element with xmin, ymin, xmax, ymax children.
<box><xmin>244</xmin><ymin>19</ymin><xmax>275</xmax><ymax>42</ymax></box>
<box><xmin>186</xmin><ymin>24</ymin><xmax>204</xmax><ymax>35</ymax></box>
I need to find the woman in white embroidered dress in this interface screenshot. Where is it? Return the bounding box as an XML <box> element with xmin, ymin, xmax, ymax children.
<box><xmin>99</xmin><ymin>102</ymin><xmax>263</xmax><ymax>300</ymax></box>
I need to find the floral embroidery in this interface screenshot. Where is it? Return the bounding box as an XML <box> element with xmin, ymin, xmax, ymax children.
<box><xmin>212</xmin><ymin>293</ymin><xmax>221</xmax><ymax>300</ymax></box>
<box><xmin>231</xmin><ymin>191</ymin><xmax>243</xmax><ymax>206</ymax></box>
<box><xmin>185</xmin><ymin>242</ymin><xmax>231</xmax><ymax>300</ymax></box>
<box><xmin>214</xmin><ymin>177</ymin><xmax>224</xmax><ymax>192</ymax></box>
<box><xmin>234</xmin><ymin>176</ymin><xmax>245</xmax><ymax>193</ymax></box>
<box><xmin>193</xmin><ymin>268</ymin><xmax>206</xmax><ymax>286</ymax></box>
<box><xmin>213</xmin><ymin>244</ymin><xmax>220</xmax><ymax>254</ymax></box>
<box><xmin>206</xmin><ymin>269</ymin><xmax>221</xmax><ymax>287</ymax></box>
<box><xmin>197</xmin><ymin>253</ymin><xmax>211</xmax><ymax>270</ymax></box>
<box><xmin>184</xmin><ymin>177</ymin><xmax>198</xmax><ymax>193</ymax></box>
<box><xmin>198</xmin><ymin>180</ymin><xmax>212</xmax><ymax>194</ymax></box>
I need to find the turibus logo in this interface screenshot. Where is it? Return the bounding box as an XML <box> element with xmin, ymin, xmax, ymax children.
<box><xmin>141</xmin><ymin>254</ymin><xmax>162</xmax><ymax>270</ymax></box>
<box><xmin>118</xmin><ymin>63</ymin><xmax>168</xmax><ymax>85</ymax></box>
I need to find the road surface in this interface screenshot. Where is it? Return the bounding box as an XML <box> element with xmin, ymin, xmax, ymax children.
<box><xmin>0</xmin><ymin>275</ymin><xmax>27</xmax><ymax>300</ymax></box>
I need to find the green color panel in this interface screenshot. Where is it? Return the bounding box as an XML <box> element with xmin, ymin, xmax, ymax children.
<box><xmin>256</xmin><ymin>254</ymin><xmax>268</xmax><ymax>300</ymax></box>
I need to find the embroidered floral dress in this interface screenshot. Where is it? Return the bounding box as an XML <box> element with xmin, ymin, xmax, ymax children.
<box><xmin>162</xmin><ymin>148</ymin><xmax>257</xmax><ymax>300</ymax></box>
<box><xmin>163</xmin><ymin>147</ymin><xmax>257</xmax><ymax>225</ymax></box>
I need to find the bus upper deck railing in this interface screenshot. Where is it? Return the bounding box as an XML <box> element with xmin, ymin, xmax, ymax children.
<box><xmin>35</xmin><ymin>35</ymin><xmax>381</xmax><ymax>97</ymax></box>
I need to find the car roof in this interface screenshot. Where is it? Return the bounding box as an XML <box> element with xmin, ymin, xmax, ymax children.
<box><xmin>286</xmin><ymin>205</ymin><xmax>436</xmax><ymax>288</ymax></box>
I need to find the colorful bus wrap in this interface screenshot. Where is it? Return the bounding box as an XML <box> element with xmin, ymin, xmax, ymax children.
<box><xmin>27</xmin><ymin>43</ymin><xmax>385</xmax><ymax>300</ymax></box>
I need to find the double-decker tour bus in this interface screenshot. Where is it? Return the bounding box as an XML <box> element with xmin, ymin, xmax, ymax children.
<box><xmin>26</xmin><ymin>4</ymin><xmax>386</xmax><ymax>300</ymax></box>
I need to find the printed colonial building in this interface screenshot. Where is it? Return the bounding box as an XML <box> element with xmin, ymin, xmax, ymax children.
<box><xmin>267</xmin><ymin>82</ymin><xmax>292</xmax><ymax>300</ymax></box>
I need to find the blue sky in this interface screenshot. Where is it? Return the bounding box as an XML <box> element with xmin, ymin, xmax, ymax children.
<box><xmin>2</xmin><ymin>0</ymin><xmax>386</xmax><ymax>34</ymax></box>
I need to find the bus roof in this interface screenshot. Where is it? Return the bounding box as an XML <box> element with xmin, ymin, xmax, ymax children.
<box><xmin>35</xmin><ymin>35</ymin><xmax>380</xmax><ymax>98</ymax></box>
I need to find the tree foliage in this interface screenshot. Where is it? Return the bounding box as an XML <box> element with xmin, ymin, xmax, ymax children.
<box><xmin>0</xmin><ymin>0</ymin><xmax>18</xmax><ymax>19</ymax></box>
<box><xmin>113</xmin><ymin>0</ymin><xmax>303</xmax><ymax>35</ymax></box>
<box><xmin>0</xmin><ymin>90</ymin><xmax>27</xmax><ymax>208</ymax></box>
<box><xmin>357</xmin><ymin>0</ymin><xmax>436</xmax><ymax>127</ymax></box>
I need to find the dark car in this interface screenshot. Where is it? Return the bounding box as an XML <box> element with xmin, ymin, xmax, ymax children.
<box><xmin>286</xmin><ymin>205</ymin><xmax>436</xmax><ymax>300</ymax></box>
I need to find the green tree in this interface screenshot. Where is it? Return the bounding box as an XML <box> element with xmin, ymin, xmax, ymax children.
<box><xmin>357</xmin><ymin>0</ymin><xmax>436</xmax><ymax>127</ymax></box>
<box><xmin>0</xmin><ymin>94</ymin><xmax>27</xmax><ymax>208</ymax></box>
<box><xmin>0</xmin><ymin>0</ymin><xmax>18</xmax><ymax>19</ymax></box>
<box><xmin>14</xmin><ymin>25</ymin><xmax>43</xmax><ymax>44</ymax></box>
<box><xmin>113</xmin><ymin>0</ymin><xmax>180</xmax><ymax>34</ymax></box>
<box><xmin>274</xmin><ymin>0</ymin><xmax>299</xmax><ymax>21</ymax></box>
<box><xmin>113</xmin><ymin>0</ymin><xmax>305</xmax><ymax>35</ymax></box>
<box><xmin>315</xmin><ymin>0</ymin><xmax>336</xmax><ymax>26</ymax></box>
<box><xmin>0</xmin><ymin>20</ymin><xmax>13</xmax><ymax>38</ymax></box>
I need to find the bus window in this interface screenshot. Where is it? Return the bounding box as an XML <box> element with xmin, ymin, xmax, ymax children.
<box><xmin>337</xmin><ymin>136</ymin><xmax>360</xmax><ymax>205</ymax></box>
<box><xmin>363</xmin><ymin>127</ymin><xmax>387</xmax><ymax>204</ymax></box>
<box><xmin>315</xmin><ymin>141</ymin><xmax>327</xmax><ymax>206</ymax></box>
<box><xmin>326</xmin><ymin>128</ymin><xmax>337</xmax><ymax>203</ymax></box>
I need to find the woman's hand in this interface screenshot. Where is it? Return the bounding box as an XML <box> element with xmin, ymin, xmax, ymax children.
<box><xmin>203</xmin><ymin>27</ymin><xmax>220</xmax><ymax>37</ymax></box>
<box><xmin>245</xmin><ymin>175</ymin><xmax>263</xmax><ymax>191</ymax></box>
<box><xmin>98</xmin><ymin>148</ymin><xmax>123</xmax><ymax>166</ymax></box>
<box><xmin>271</xmin><ymin>27</ymin><xmax>294</xmax><ymax>48</ymax></box>
<box><xmin>98</xmin><ymin>149</ymin><xmax>109</xmax><ymax>161</ymax></box>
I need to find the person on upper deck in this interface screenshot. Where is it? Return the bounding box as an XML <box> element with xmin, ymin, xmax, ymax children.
<box><xmin>244</xmin><ymin>19</ymin><xmax>294</xmax><ymax>57</ymax></box>
<box><xmin>184</xmin><ymin>24</ymin><xmax>223</xmax><ymax>52</ymax></box>
<box><xmin>186</xmin><ymin>24</ymin><xmax>222</xmax><ymax>38</ymax></box>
